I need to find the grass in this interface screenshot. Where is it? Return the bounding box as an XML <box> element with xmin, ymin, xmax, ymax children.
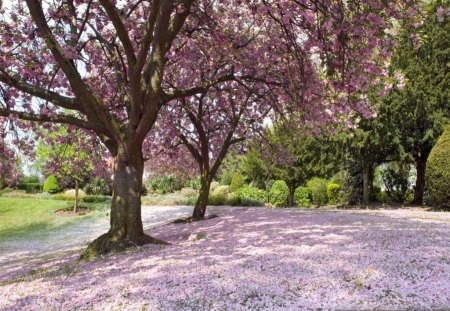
<box><xmin>0</xmin><ymin>197</ymin><xmax>109</xmax><ymax>242</ymax></box>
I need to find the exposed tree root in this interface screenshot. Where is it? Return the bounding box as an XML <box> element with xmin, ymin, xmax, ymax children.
<box><xmin>80</xmin><ymin>232</ymin><xmax>169</xmax><ymax>261</ymax></box>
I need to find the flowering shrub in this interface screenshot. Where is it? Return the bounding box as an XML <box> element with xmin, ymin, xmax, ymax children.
<box><xmin>269</xmin><ymin>180</ymin><xmax>289</xmax><ymax>207</ymax></box>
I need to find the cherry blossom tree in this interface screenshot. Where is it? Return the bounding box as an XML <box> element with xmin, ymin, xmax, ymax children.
<box><xmin>0</xmin><ymin>0</ymin><xmax>417</xmax><ymax>255</ymax></box>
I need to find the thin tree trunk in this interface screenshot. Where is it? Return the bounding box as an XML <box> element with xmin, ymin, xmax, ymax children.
<box><xmin>413</xmin><ymin>157</ymin><xmax>426</xmax><ymax>205</ymax></box>
<box><xmin>288</xmin><ymin>186</ymin><xmax>295</xmax><ymax>207</ymax></box>
<box><xmin>192</xmin><ymin>172</ymin><xmax>210</xmax><ymax>220</ymax></box>
<box><xmin>81</xmin><ymin>145</ymin><xmax>167</xmax><ymax>259</ymax></box>
<box><xmin>73</xmin><ymin>179</ymin><xmax>79</xmax><ymax>213</ymax></box>
<box><xmin>362</xmin><ymin>163</ymin><xmax>373</xmax><ymax>206</ymax></box>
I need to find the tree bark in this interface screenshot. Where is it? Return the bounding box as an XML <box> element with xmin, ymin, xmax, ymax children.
<box><xmin>192</xmin><ymin>172</ymin><xmax>210</xmax><ymax>221</ymax></box>
<box><xmin>288</xmin><ymin>186</ymin><xmax>295</xmax><ymax>207</ymax></box>
<box><xmin>74</xmin><ymin>179</ymin><xmax>79</xmax><ymax>213</ymax></box>
<box><xmin>81</xmin><ymin>145</ymin><xmax>167</xmax><ymax>260</ymax></box>
<box><xmin>362</xmin><ymin>163</ymin><xmax>374</xmax><ymax>206</ymax></box>
<box><xmin>413</xmin><ymin>157</ymin><xmax>426</xmax><ymax>205</ymax></box>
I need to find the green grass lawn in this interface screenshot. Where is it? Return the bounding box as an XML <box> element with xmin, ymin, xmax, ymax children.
<box><xmin>0</xmin><ymin>198</ymin><xmax>108</xmax><ymax>241</ymax></box>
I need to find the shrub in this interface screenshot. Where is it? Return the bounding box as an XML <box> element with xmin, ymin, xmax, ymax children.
<box><xmin>209</xmin><ymin>181</ymin><xmax>220</xmax><ymax>193</ymax></box>
<box><xmin>43</xmin><ymin>175</ymin><xmax>59</xmax><ymax>194</ymax></box>
<box><xmin>294</xmin><ymin>186</ymin><xmax>310</xmax><ymax>207</ymax></box>
<box><xmin>64</xmin><ymin>189</ymin><xmax>87</xmax><ymax>199</ymax></box>
<box><xmin>0</xmin><ymin>187</ymin><xmax>14</xmax><ymax>197</ymax></box>
<box><xmin>229</xmin><ymin>172</ymin><xmax>245</xmax><ymax>192</ymax></box>
<box><xmin>426</xmin><ymin>125</ymin><xmax>450</xmax><ymax>209</ymax></box>
<box><xmin>234</xmin><ymin>186</ymin><xmax>267</xmax><ymax>202</ymax></box>
<box><xmin>52</xmin><ymin>193</ymin><xmax>73</xmax><ymax>201</ymax></box>
<box><xmin>225</xmin><ymin>193</ymin><xmax>240</xmax><ymax>206</ymax></box>
<box><xmin>376</xmin><ymin>191</ymin><xmax>388</xmax><ymax>203</ymax></box>
<box><xmin>240</xmin><ymin>198</ymin><xmax>264</xmax><ymax>207</ymax></box>
<box><xmin>307</xmin><ymin>177</ymin><xmax>328</xmax><ymax>206</ymax></box>
<box><xmin>326</xmin><ymin>182</ymin><xmax>341</xmax><ymax>205</ymax></box>
<box><xmin>82</xmin><ymin>195</ymin><xmax>111</xmax><ymax>203</ymax></box>
<box><xmin>149</xmin><ymin>175</ymin><xmax>182</xmax><ymax>194</ymax></box>
<box><xmin>18</xmin><ymin>182</ymin><xmax>42</xmax><ymax>194</ymax></box>
<box><xmin>208</xmin><ymin>193</ymin><xmax>227</xmax><ymax>206</ymax></box>
<box><xmin>212</xmin><ymin>185</ymin><xmax>229</xmax><ymax>198</ymax></box>
<box><xmin>186</xmin><ymin>176</ymin><xmax>201</xmax><ymax>190</ymax></box>
<box><xmin>84</xmin><ymin>178</ymin><xmax>111</xmax><ymax>195</ymax></box>
<box><xmin>1</xmin><ymin>190</ymin><xmax>36</xmax><ymax>199</ymax></box>
<box><xmin>269</xmin><ymin>180</ymin><xmax>289</xmax><ymax>207</ymax></box>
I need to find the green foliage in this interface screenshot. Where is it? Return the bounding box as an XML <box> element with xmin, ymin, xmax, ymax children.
<box><xmin>212</xmin><ymin>185</ymin><xmax>230</xmax><ymax>198</ymax></box>
<box><xmin>18</xmin><ymin>182</ymin><xmax>42</xmax><ymax>194</ymax></box>
<box><xmin>229</xmin><ymin>172</ymin><xmax>245</xmax><ymax>193</ymax></box>
<box><xmin>294</xmin><ymin>186</ymin><xmax>310</xmax><ymax>208</ymax></box>
<box><xmin>218</xmin><ymin>151</ymin><xmax>244</xmax><ymax>186</ymax></box>
<box><xmin>234</xmin><ymin>186</ymin><xmax>267</xmax><ymax>203</ymax></box>
<box><xmin>241</xmin><ymin>147</ymin><xmax>267</xmax><ymax>189</ymax></box>
<box><xmin>306</xmin><ymin>178</ymin><xmax>328</xmax><ymax>206</ymax></box>
<box><xmin>240</xmin><ymin>198</ymin><xmax>264</xmax><ymax>207</ymax></box>
<box><xmin>148</xmin><ymin>175</ymin><xmax>182</xmax><ymax>194</ymax></box>
<box><xmin>0</xmin><ymin>187</ymin><xmax>14</xmax><ymax>197</ymax></box>
<box><xmin>18</xmin><ymin>176</ymin><xmax>42</xmax><ymax>194</ymax></box>
<box><xmin>380</xmin><ymin>162</ymin><xmax>412</xmax><ymax>203</ymax></box>
<box><xmin>225</xmin><ymin>193</ymin><xmax>240</xmax><ymax>206</ymax></box>
<box><xmin>426</xmin><ymin>125</ymin><xmax>450</xmax><ymax>209</ymax></box>
<box><xmin>186</xmin><ymin>176</ymin><xmax>201</xmax><ymax>190</ymax></box>
<box><xmin>209</xmin><ymin>181</ymin><xmax>219</xmax><ymax>192</ymax></box>
<box><xmin>326</xmin><ymin>182</ymin><xmax>341</xmax><ymax>205</ymax></box>
<box><xmin>82</xmin><ymin>195</ymin><xmax>111</xmax><ymax>203</ymax></box>
<box><xmin>269</xmin><ymin>180</ymin><xmax>289</xmax><ymax>207</ymax></box>
<box><xmin>43</xmin><ymin>175</ymin><xmax>59</xmax><ymax>194</ymax></box>
<box><xmin>208</xmin><ymin>193</ymin><xmax>227</xmax><ymax>206</ymax></box>
<box><xmin>84</xmin><ymin>178</ymin><xmax>111</xmax><ymax>196</ymax></box>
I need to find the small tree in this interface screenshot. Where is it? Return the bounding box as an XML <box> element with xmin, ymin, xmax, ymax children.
<box><xmin>43</xmin><ymin>175</ymin><xmax>59</xmax><ymax>194</ymax></box>
<box><xmin>229</xmin><ymin>172</ymin><xmax>245</xmax><ymax>193</ymax></box>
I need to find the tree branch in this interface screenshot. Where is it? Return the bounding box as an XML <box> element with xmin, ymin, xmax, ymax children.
<box><xmin>98</xmin><ymin>0</ymin><xmax>137</xmax><ymax>67</ymax></box>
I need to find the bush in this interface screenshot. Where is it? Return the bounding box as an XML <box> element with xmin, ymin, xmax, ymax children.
<box><xmin>426</xmin><ymin>125</ymin><xmax>450</xmax><ymax>209</ymax></box>
<box><xmin>63</xmin><ymin>189</ymin><xmax>87</xmax><ymax>199</ymax></box>
<box><xmin>269</xmin><ymin>180</ymin><xmax>289</xmax><ymax>207</ymax></box>
<box><xmin>212</xmin><ymin>185</ymin><xmax>229</xmax><ymax>198</ymax></box>
<box><xmin>240</xmin><ymin>198</ymin><xmax>264</xmax><ymax>207</ymax></box>
<box><xmin>294</xmin><ymin>186</ymin><xmax>310</xmax><ymax>207</ymax></box>
<box><xmin>82</xmin><ymin>195</ymin><xmax>111</xmax><ymax>203</ymax></box>
<box><xmin>234</xmin><ymin>186</ymin><xmax>267</xmax><ymax>202</ymax></box>
<box><xmin>0</xmin><ymin>187</ymin><xmax>14</xmax><ymax>197</ymax></box>
<box><xmin>209</xmin><ymin>181</ymin><xmax>220</xmax><ymax>193</ymax></box>
<box><xmin>52</xmin><ymin>193</ymin><xmax>73</xmax><ymax>201</ymax></box>
<box><xmin>208</xmin><ymin>193</ymin><xmax>227</xmax><ymax>206</ymax></box>
<box><xmin>1</xmin><ymin>190</ymin><xmax>36</xmax><ymax>199</ymax></box>
<box><xmin>229</xmin><ymin>172</ymin><xmax>245</xmax><ymax>192</ymax></box>
<box><xmin>84</xmin><ymin>178</ymin><xmax>111</xmax><ymax>195</ymax></box>
<box><xmin>43</xmin><ymin>175</ymin><xmax>59</xmax><ymax>194</ymax></box>
<box><xmin>376</xmin><ymin>191</ymin><xmax>388</xmax><ymax>203</ymax></box>
<box><xmin>225</xmin><ymin>193</ymin><xmax>240</xmax><ymax>206</ymax></box>
<box><xmin>148</xmin><ymin>175</ymin><xmax>182</xmax><ymax>194</ymax></box>
<box><xmin>326</xmin><ymin>182</ymin><xmax>341</xmax><ymax>205</ymax></box>
<box><xmin>186</xmin><ymin>177</ymin><xmax>201</xmax><ymax>190</ymax></box>
<box><xmin>18</xmin><ymin>182</ymin><xmax>42</xmax><ymax>194</ymax></box>
<box><xmin>306</xmin><ymin>177</ymin><xmax>328</xmax><ymax>206</ymax></box>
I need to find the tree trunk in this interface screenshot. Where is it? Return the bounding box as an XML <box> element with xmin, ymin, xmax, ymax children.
<box><xmin>192</xmin><ymin>172</ymin><xmax>210</xmax><ymax>220</ymax></box>
<box><xmin>362</xmin><ymin>163</ymin><xmax>373</xmax><ymax>206</ymax></box>
<box><xmin>73</xmin><ymin>179</ymin><xmax>79</xmax><ymax>213</ymax></box>
<box><xmin>288</xmin><ymin>186</ymin><xmax>295</xmax><ymax>207</ymax></box>
<box><xmin>413</xmin><ymin>157</ymin><xmax>426</xmax><ymax>205</ymax></box>
<box><xmin>81</xmin><ymin>145</ymin><xmax>167</xmax><ymax>260</ymax></box>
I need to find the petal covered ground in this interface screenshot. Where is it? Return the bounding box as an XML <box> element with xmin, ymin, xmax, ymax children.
<box><xmin>1</xmin><ymin>207</ymin><xmax>450</xmax><ymax>310</ymax></box>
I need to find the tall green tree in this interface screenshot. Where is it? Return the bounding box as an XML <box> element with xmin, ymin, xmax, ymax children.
<box><xmin>389</xmin><ymin>2</ymin><xmax>450</xmax><ymax>204</ymax></box>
